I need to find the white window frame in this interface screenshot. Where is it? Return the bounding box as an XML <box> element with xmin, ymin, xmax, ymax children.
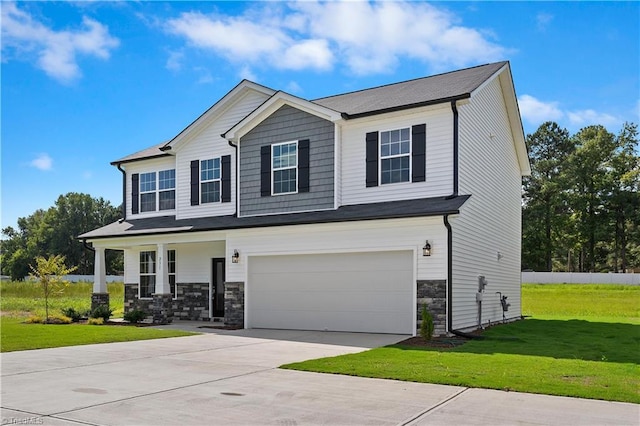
<box><xmin>158</xmin><ymin>169</ymin><xmax>176</xmax><ymax>211</ymax></box>
<box><xmin>168</xmin><ymin>249</ymin><xmax>177</xmax><ymax>300</ymax></box>
<box><xmin>139</xmin><ymin>250</ymin><xmax>156</xmax><ymax>299</ymax></box>
<box><xmin>139</xmin><ymin>169</ymin><xmax>176</xmax><ymax>213</ymax></box>
<box><xmin>200</xmin><ymin>158</ymin><xmax>221</xmax><ymax>204</ymax></box>
<box><xmin>272</xmin><ymin>141</ymin><xmax>298</xmax><ymax>195</ymax></box>
<box><xmin>379</xmin><ymin>127</ymin><xmax>411</xmax><ymax>185</ymax></box>
<box><xmin>139</xmin><ymin>172</ymin><xmax>157</xmax><ymax>213</ymax></box>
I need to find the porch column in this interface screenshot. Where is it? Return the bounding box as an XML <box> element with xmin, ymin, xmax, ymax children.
<box><xmin>152</xmin><ymin>243</ymin><xmax>173</xmax><ymax>324</ymax></box>
<box><xmin>91</xmin><ymin>247</ymin><xmax>109</xmax><ymax>312</ymax></box>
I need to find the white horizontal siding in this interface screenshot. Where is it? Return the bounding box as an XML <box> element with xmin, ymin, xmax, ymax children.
<box><xmin>340</xmin><ymin>105</ymin><xmax>453</xmax><ymax>206</ymax></box>
<box><xmin>123</xmin><ymin>242</ymin><xmax>225</xmax><ymax>284</ymax></box>
<box><xmin>175</xmin><ymin>90</ymin><xmax>270</xmax><ymax>219</ymax></box>
<box><xmin>226</xmin><ymin>217</ymin><xmax>447</xmax><ymax>283</ymax></box>
<box><xmin>451</xmin><ymin>77</ymin><xmax>523</xmax><ymax>330</ymax></box>
<box><xmin>123</xmin><ymin>156</ymin><xmax>177</xmax><ymax>219</ymax></box>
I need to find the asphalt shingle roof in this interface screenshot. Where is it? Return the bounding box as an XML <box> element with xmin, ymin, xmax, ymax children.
<box><xmin>111</xmin><ymin>141</ymin><xmax>170</xmax><ymax>165</ymax></box>
<box><xmin>80</xmin><ymin>195</ymin><xmax>470</xmax><ymax>240</ymax></box>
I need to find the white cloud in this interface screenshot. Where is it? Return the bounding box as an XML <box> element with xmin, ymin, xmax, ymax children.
<box><xmin>239</xmin><ymin>65</ymin><xmax>257</xmax><ymax>81</ymax></box>
<box><xmin>166</xmin><ymin>50</ymin><xmax>184</xmax><ymax>72</ymax></box>
<box><xmin>567</xmin><ymin>109</ymin><xmax>619</xmax><ymax>127</ymax></box>
<box><xmin>519</xmin><ymin>94</ymin><xmax>625</xmax><ymax>131</ymax></box>
<box><xmin>536</xmin><ymin>13</ymin><xmax>553</xmax><ymax>31</ymax></box>
<box><xmin>518</xmin><ymin>95</ymin><xmax>564</xmax><ymax>123</ymax></box>
<box><xmin>30</xmin><ymin>153</ymin><xmax>53</xmax><ymax>171</ymax></box>
<box><xmin>286</xmin><ymin>81</ymin><xmax>302</xmax><ymax>94</ymax></box>
<box><xmin>165</xmin><ymin>1</ymin><xmax>509</xmax><ymax>75</ymax></box>
<box><xmin>1</xmin><ymin>2</ymin><xmax>119</xmax><ymax>82</ymax></box>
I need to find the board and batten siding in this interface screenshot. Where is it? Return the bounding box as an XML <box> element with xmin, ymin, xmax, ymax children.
<box><xmin>451</xmin><ymin>76</ymin><xmax>524</xmax><ymax>330</ymax></box>
<box><xmin>176</xmin><ymin>90</ymin><xmax>271</xmax><ymax>220</ymax></box>
<box><xmin>123</xmin><ymin>156</ymin><xmax>176</xmax><ymax>219</ymax></box>
<box><xmin>339</xmin><ymin>104</ymin><xmax>453</xmax><ymax>206</ymax></box>
<box><xmin>225</xmin><ymin>217</ymin><xmax>448</xmax><ymax>284</ymax></box>
<box><xmin>239</xmin><ymin>105</ymin><xmax>335</xmax><ymax>216</ymax></box>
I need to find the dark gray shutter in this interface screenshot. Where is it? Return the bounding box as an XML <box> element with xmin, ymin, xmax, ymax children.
<box><xmin>412</xmin><ymin>124</ymin><xmax>426</xmax><ymax>182</ymax></box>
<box><xmin>365</xmin><ymin>131</ymin><xmax>379</xmax><ymax>187</ymax></box>
<box><xmin>221</xmin><ymin>155</ymin><xmax>231</xmax><ymax>203</ymax></box>
<box><xmin>131</xmin><ymin>173</ymin><xmax>139</xmax><ymax>214</ymax></box>
<box><xmin>190</xmin><ymin>160</ymin><xmax>199</xmax><ymax>206</ymax></box>
<box><xmin>260</xmin><ymin>145</ymin><xmax>271</xmax><ymax>197</ymax></box>
<box><xmin>298</xmin><ymin>139</ymin><xmax>310</xmax><ymax>193</ymax></box>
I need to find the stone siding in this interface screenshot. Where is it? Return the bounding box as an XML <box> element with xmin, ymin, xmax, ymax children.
<box><xmin>174</xmin><ymin>282</ymin><xmax>210</xmax><ymax>321</ymax></box>
<box><xmin>417</xmin><ymin>280</ymin><xmax>447</xmax><ymax>336</ymax></box>
<box><xmin>91</xmin><ymin>293</ymin><xmax>109</xmax><ymax>312</ymax></box>
<box><xmin>224</xmin><ymin>282</ymin><xmax>244</xmax><ymax>326</ymax></box>
<box><xmin>152</xmin><ymin>294</ymin><xmax>174</xmax><ymax>324</ymax></box>
<box><xmin>124</xmin><ymin>282</ymin><xmax>210</xmax><ymax>322</ymax></box>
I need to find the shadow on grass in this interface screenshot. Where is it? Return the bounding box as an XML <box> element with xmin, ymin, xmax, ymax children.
<box><xmin>395</xmin><ymin>319</ymin><xmax>640</xmax><ymax>364</ymax></box>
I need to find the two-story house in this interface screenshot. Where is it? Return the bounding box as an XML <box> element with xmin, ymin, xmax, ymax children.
<box><xmin>80</xmin><ymin>61</ymin><xmax>530</xmax><ymax>336</ymax></box>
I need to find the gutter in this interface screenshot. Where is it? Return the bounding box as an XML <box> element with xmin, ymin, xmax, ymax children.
<box><xmin>340</xmin><ymin>94</ymin><xmax>470</xmax><ymax>120</ymax></box>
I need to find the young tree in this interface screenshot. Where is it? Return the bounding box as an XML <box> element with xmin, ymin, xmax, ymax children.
<box><xmin>29</xmin><ymin>255</ymin><xmax>77</xmax><ymax>323</ymax></box>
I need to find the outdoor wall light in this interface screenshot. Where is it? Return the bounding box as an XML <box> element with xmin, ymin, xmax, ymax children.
<box><xmin>422</xmin><ymin>240</ymin><xmax>432</xmax><ymax>257</ymax></box>
<box><xmin>232</xmin><ymin>249</ymin><xmax>240</xmax><ymax>264</ymax></box>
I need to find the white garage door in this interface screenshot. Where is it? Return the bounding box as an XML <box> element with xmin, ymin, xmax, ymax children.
<box><xmin>247</xmin><ymin>251</ymin><xmax>414</xmax><ymax>334</ymax></box>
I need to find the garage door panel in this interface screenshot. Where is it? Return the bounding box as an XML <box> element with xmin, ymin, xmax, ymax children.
<box><xmin>247</xmin><ymin>251</ymin><xmax>414</xmax><ymax>334</ymax></box>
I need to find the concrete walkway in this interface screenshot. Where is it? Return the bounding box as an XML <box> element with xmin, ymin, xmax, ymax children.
<box><xmin>1</xmin><ymin>326</ymin><xmax>638</xmax><ymax>425</ymax></box>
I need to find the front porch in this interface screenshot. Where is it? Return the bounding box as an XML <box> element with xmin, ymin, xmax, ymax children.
<box><xmin>90</xmin><ymin>240</ymin><xmax>244</xmax><ymax>326</ymax></box>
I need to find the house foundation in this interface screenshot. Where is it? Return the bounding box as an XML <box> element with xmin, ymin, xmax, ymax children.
<box><xmin>91</xmin><ymin>293</ymin><xmax>109</xmax><ymax>312</ymax></box>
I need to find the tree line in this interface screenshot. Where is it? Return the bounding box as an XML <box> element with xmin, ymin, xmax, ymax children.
<box><xmin>523</xmin><ymin>122</ymin><xmax>639</xmax><ymax>272</ymax></box>
<box><xmin>1</xmin><ymin>193</ymin><xmax>122</xmax><ymax>280</ymax></box>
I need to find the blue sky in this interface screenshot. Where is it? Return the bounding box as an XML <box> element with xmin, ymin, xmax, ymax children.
<box><xmin>1</xmin><ymin>1</ymin><xmax>638</xmax><ymax>231</ymax></box>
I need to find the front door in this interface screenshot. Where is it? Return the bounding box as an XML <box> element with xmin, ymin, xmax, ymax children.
<box><xmin>211</xmin><ymin>258</ymin><xmax>225</xmax><ymax>318</ymax></box>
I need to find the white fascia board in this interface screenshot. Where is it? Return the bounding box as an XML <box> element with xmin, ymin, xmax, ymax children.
<box><xmin>469</xmin><ymin>63</ymin><xmax>531</xmax><ymax>177</ymax></box>
<box><xmin>164</xmin><ymin>81</ymin><xmax>275</xmax><ymax>152</ymax></box>
<box><xmin>224</xmin><ymin>92</ymin><xmax>344</xmax><ymax>143</ymax></box>
<box><xmin>87</xmin><ymin>229</ymin><xmax>228</xmax><ymax>250</ymax></box>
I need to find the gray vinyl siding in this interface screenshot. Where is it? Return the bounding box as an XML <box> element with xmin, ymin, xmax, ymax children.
<box><xmin>239</xmin><ymin>105</ymin><xmax>335</xmax><ymax>216</ymax></box>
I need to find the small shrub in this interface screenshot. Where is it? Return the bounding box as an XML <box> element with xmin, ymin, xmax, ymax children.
<box><xmin>87</xmin><ymin>317</ymin><xmax>104</xmax><ymax>325</ymax></box>
<box><xmin>47</xmin><ymin>314</ymin><xmax>72</xmax><ymax>324</ymax></box>
<box><xmin>90</xmin><ymin>304</ymin><xmax>113</xmax><ymax>321</ymax></box>
<box><xmin>420</xmin><ymin>305</ymin><xmax>434</xmax><ymax>341</ymax></box>
<box><xmin>123</xmin><ymin>309</ymin><xmax>147</xmax><ymax>324</ymax></box>
<box><xmin>61</xmin><ymin>307</ymin><xmax>88</xmax><ymax>322</ymax></box>
<box><xmin>25</xmin><ymin>315</ymin><xmax>44</xmax><ymax>324</ymax></box>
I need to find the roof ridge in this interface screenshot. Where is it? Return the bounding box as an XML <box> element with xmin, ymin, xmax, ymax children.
<box><xmin>312</xmin><ymin>61</ymin><xmax>508</xmax><ymax>102</ymax></box>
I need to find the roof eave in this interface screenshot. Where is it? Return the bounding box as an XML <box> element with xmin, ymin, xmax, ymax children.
<box><xmin>110</xmin><ymin>152</ymin><xmax>172</xmax><ymax>166</ymax></box>
<box><xmin>341</xmin><ymin>94</ymin><xmax>471</xmax><ymax>120</ymax></box>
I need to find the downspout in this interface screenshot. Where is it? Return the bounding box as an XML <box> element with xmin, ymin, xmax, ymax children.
<box><xmin>444</xmin><ymin>215</ymin><xmax>453</xmax><ymax>333</ymax></box>
<box><xmin>450</xmin><ymin>100</ymin><xmax>459</xmax><ymax>197</ymax></box>
<box><xmin>116</xmin><ymin>163</ymin><xmax>126</xmax><ymax>220</ymax></box>
<box><xmin>227</xmin><ymin>140</ymin><xmax>239</xmax><ymax>217</ymax></box>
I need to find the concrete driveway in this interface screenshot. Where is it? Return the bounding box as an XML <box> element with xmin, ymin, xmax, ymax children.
<box><xmin>1</xmin><ymin>328</ymin><xmax>637</xmax><ymax>425</ymax></box>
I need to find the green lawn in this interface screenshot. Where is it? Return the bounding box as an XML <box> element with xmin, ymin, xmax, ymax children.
<box><xmin>283</xmin><ymin>284</ymin><xmax>640</xmax><ymax>403</ymax></box>
<box><xmin>0</xmin><ymin>281</ymin><xmax>196</xmax><ymax>352</ymax></box>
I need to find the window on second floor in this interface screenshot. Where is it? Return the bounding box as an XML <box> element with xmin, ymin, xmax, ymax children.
<box><xmin>201</xmin><ymin>158</ymin><xmax>221</xmax><ymax>203</ymax></box>
<box><xmin>380</xmin><ymin>128</ymin><xmax>411</xmax><ymax>184</ymax></box>
<box><xmin>272</xmin><ymin>141</ymin><xmax>298</xmax><ymax>195</ymax></box>
<box><xmin>133</xmin><ymin>169</ymin><xmax>176</xmax><ymax>214</ymax></box>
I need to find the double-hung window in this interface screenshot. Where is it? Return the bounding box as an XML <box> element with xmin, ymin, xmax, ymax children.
<box><xmin>380</xmin><ymin>128</ymin><xmax>411</xmax><ymax>184</ymax></box>
<box><xmin>272</xmin><ymin>141</ymin><xmax>297</xmax><ymax>194</ymax></box>
<box><xmin>139</xmin><ymin>251</ymin><xmax>156</xmax><ymax>298</ymax></box>
<box><xmin>201</xmin><ymin>158</ymin><xmax>221</xmax><ymax>203</ymax></box>
<box><xmin>158</xmin><ymin>170</ymin><xmax>176</xmax><ymax>210</ymax></box>
<box><xmin>139</xmin><ymin>249</ymin><xmax>177</xmax><ymax>299</ymax></box>
<box><xmin>138</xmin><ymin>169</ymin><xmax>175</xmax><ymax>213</ymax></box>
<box><xmin>139</xmin><ymin>173</ymin><xmax>157</xmax><ymax>212</ymax></box>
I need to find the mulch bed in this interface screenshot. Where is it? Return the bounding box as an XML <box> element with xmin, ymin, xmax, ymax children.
<box><xmin>198</xmin><ymin>325</ymin><xmax>244</xmax><ymax>330</ymax></box>
<box><xmin>397</xmin><ymin>336</ymin><xmax>470</xmax><ymax>348</ymax></box>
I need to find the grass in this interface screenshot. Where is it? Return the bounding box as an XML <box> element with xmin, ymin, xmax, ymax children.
<box><xmin>1</xmin><ymin>281</ymin><xmax>125</xmax><ymax>317</ymax></box>
<box><xmin>0</xmin><ymin>280</ymin><xmax>196</xmax><ymax>352</ymax></box>
<box><xmin>0</xmin><ymin>317</ymin><xmax>195</xmax><ymax>352</ymax></box>
<box><xmin>283</xmin><ymin>284</ymin><xmax>640</xmax><ymax>403</ymax></box>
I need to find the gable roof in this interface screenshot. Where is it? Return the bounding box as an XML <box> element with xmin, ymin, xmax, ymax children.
<box><xmin>111</xmin><ymin>141</ymin><xmax>170</xmax><ymax>165</ymax></box>
<box><xmin>313</xmin><ymin>61</ymin><xmax>507</xmax><ymax>118</ymax></box>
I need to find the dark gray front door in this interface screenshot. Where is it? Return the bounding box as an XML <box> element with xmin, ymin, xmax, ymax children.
<box><xmin>212</xmin><ymin>258</ymin><xmax>225</xmax><ymax>318</ymax></box>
